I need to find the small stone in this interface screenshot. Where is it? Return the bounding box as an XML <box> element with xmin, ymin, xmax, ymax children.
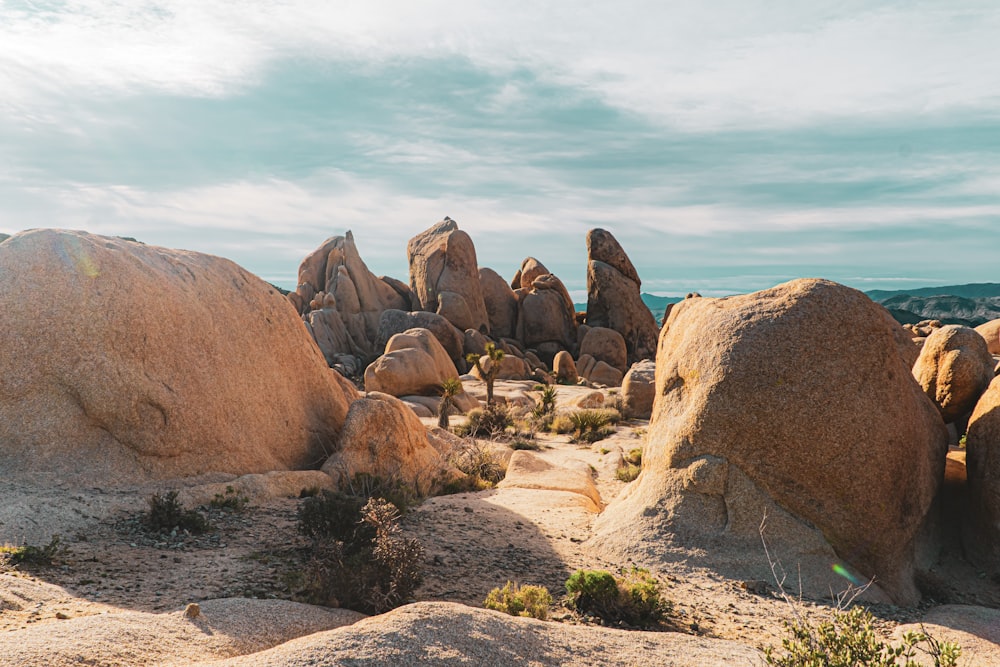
<box><xmin>55</xmin><ymin>612</ymin><xmax>69</xmax><ymax>620</ymax></box>
<box><xmin>184</xmin><ymin>603</ymin><xmax>201</xmax><ymax>619</ymax></box>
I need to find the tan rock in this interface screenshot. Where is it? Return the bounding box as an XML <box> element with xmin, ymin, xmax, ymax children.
<box><xmin>579</xmin><ymin>326</ymin><xmax>628</xmax><ymax>373</ymax></box>
<box><xmin>469</xmin><ymin>352</ymin><xmax>531</xmax><ymax>381</ymax></box>
<box><xmin>364</xmin><ymin>328</ymin><xmax>459</xmax><ymax>397</ymax></box>
<box><xmin>322</xmin><ymin>392</ymin><xmax>451</xmax><ymax>496</ymax></box>
<box><xmin>976</xmin><ymin>318</ymin><xmax>1000</xmax><ymax>355</ymax></box>
<box><xmin>593</xmin><ymin>278</ymin><xmax>947</xmax><ymax>605</ymax></box>
<box><xmin>567</xmin><ymin>390</ymin><xmax>605</xmax><ymax>409</ymax></box>
<box><xmin>963</xmin><ymin>375</ymin><xmax>1000</xmax><ymax>574</ymax></box>
<box><xmin>622</xmin><ymin>360</ymin><xmax>656</xmax><ymax>419</ymax></box>
<box><xmin>498</xmin><ymin>451</ymin><xmax>602</xmax><ymax>512</ymax></box>
<box><xmin>893</xmin><ymin>605</ymin><xmax>1000</xmax><ymax>666</ymax></box>
<box><xmin>553</xmin><ymin>350</ymin><xmax>579</xmax><ymax>384</ymax></box>
<box><xmin>576</xmin><ymin>353</ymin><xmax>597</xmax><ymax>380</ymax></box>
<box><xmin>376</xmin><ymin>309</ymin><xmax>466</xmax><ymax>369</ymax></box>
<box><xmin>516</xmin><ymin>272</ymin><xmax>577</xmax><ymax>350</ymax></box>
<box><xmin>479</xmin><ymin>267</ymin><xmax>518</xmax><ymax>339</ymax></box>
<box><xmin>407</xmin><ymin>218</ymin><xmax>489</xmax><ymax>333</ymax></box>
<box><xmin>0</xmin><ymin>229</ymin><xmax>356</xmax><ymax>486</ymax></box>
<box><xmin>913</xmin><ymin>324</ymin><xmax>994</xmax><ymax>423</ymax></box>
<box><xmin>587</xmin><ymin>360</ymin><xmax>624</xmax><ymax>387</ymax></box>
<box><xmin>585</xmin><ymin>229</ymin><xmax>658</xmax><ymax>365</ymax></box>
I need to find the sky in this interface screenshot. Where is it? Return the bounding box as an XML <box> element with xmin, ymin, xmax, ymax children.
<box><xmin>1</xmin><ymin>1</ymin><xmax>999</xmax><ymax>298</ymax></box>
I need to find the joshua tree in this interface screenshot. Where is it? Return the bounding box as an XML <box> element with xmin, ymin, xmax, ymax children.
<box><xmin>466</xmin><ymin>342</ymin><xmax>505</xmax><ymax>406</ymax></box>
<box><xmin>438</xmin><ymin>377</ymin><xmax>463</xmax><ymax>429</ymax></box>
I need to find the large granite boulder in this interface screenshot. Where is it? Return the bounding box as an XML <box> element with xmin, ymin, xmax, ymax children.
<box><xmin>585</xmin><ymin>229</ymin><xmax>658</xmax><ymax>365</ymax></box>
<box><xmin>975</xmin><ymin>318</ymin><xmax>1000</xmax><ymax>355</ymax></box>
<box><xmin>515</xmin><ymin>264</ymin><xmax>577</xmax><ymax>351</ymax></box>
<box><xmin>375</xmin><ymin>309</ymin><xmax>466</xmax><ymax>370</ymax></box>
<box><xmin>479</xmin><ymin>267</ymin><xmax>518</xmax><ymax>339</ymax></box>
<box><xmin>364</xmin><ymin>328</ymin><xmax>458</xmax><ymax>398</ymax></box>
<box><xmin>322</xmin><ymin>392</ymin><xmax>453</xmax><ymax>496</ymax></box>
<box><xmin>963</xmin><ymin>375</ymin><xmax>1000</xmax><ymax>575</ymax></box>
<box><xmin>0</xmin><ymin>229</ymin><xmax>358</xmax><ymax>486</ymax></box>
<box><xmin>593</xmin><ymin>279</ymin><xmax>948</xmax><ymax>605</ymax></box>
<box><xmin>913</xmin><ymin>324</ymin><xmax>994</xmax><ymax>423</ymax></box>
<box><xmin>579</xmin><ymin>327</ymin><xmax>628</xmax><ymax>373</ymax></box>
<box><xmin>407</xmin><ymin>218</ymin><xmax>489</xmax><ymax>333</ymax></box>
<box><xmin>622</xmin><ymin>359</ymin><xmax>656</xmax><ymax>419</ymax></box>
<box><xmin>292</xmin><ymin>232</ymin><xmax>415</xmax><ymax>369</ymax></box>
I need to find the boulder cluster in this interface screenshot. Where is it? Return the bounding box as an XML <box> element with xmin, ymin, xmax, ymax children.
<box><xmin>292</xmin><ymin>218</ymin><xmax>658</xmax><ymax>418</ymax></box>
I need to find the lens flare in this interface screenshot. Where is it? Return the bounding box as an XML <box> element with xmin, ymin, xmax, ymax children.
<box><xmin>832</xmin><ymin>563</ymin><xmax>862</xmax><ymax>586</ymax></box>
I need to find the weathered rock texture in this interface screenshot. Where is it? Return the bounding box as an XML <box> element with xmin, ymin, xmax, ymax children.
<box><xmin>0</xmin><ymin>229</ymin><xmax>357</xmax><ymax>486</ymax></box>
<box><xmin>621</xmin><ymin>359</ymin><xmax>656</xmax><ymax>419</ymax></box>
<box><xmin>913</xmin><ymin>324</ymin><xmax>995</xmax><ymax>423</ymax></box>
<box><xmin>322</xmin><ymin>392</ymin><xmax>453</xmax><ymax>495</ymax></box>
<box><xmin>579</xmin><ymin>327</ymin><xmax>628</xmax><ymax>373</ymax></box>
<box><xmin>585</xmin><ymin>229</ymin><xmax>658</xmax><ymax>365</ymax></box>
<box><xmin>407</xmin><ymin>218</ymin><xmax>489</xmax><ymax>333</ymax></box>
<box><xmin>975</xmin><ymin>318</ymin><xmax>1000</xmax><ymax>355</ymax></box>
<box><xmin>514</xmin><ymin>258</ymin><xmax>577</xmax><ymax>351</ymax></box>
<box><xmin>479</xmin><ymin>267</ymin><xmax>518</xmax><ymax>339</ymax></box>
<box><xmin>593</xmin><ymin>278</ymin><xmax>948</xmax><ymax>605</ymax></box>
<box><xmin>292</xmin><ymin>232</ymin><xmax>414</xmax><ymax>370</ymax></box>
<box><xmin>364</xmin><ymin>328</ymin><xmax>459</xmax><ymax>398</ymax></box>
<box><xmin>964</xmin><ymin>375</ymin><xmax>1000</xmax><ymax>575</ymax></box>
<box><xmin>376</xmin><ymin>309</ymin><xmax>466</xmax><ymax>369</ymax></box>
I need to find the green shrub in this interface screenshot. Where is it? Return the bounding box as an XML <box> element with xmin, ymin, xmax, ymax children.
<box><xmin>145</xmin><ymin>491</ymin><xmax>209</xmax><ymax>534</ymax></box>
<box><xmin>511</xmin><ymin>438</ymin><xmax>541</xmax><ymax>451</ymax></box>
<box><xmin>561</xmin><ymin>409</ymin><xmax>621</xmax><ymax>443</ymax></box>
<box><xmin>300</xmin><ymin>496</ymin><xmax>424</xmax><ymax>614</ymax></box>
<box><xmin>764</xmin><ymin>606</ymin><xmax>961</xmax><ymax>667</ymax></box>
<box><xmin>484</xmin><ymin>581</ymin><xmax>553</xmax><ymax>620</ymax></box>
<box><xmin>616</xmin><ymin>463</ymin><xmax>641</xmax><ymax>483</ymax></box>
<box><xmin>209</xmin><ymin>485</ymin><xmax>249</xmax><ymax>512</ymax></box>
<box><xmin>0</xmin><ymin>535</ymin><xmax>64</xmax><ymax>568</ymax></box>
<box><xmin>624</xmin><ymin>448</ymin><xmax>642</xmax><ymax>466</ymax></box>
<box><xmin>532</xmin><ymin>385</ymin><xmax>558</xmax><ymax>418</ymax></box>
<box><xmin>297</xmin><ymin>490</ymin><xmax>376</xmax><ymax>543</ymax></box>
<box><xmin>456</xmin><ymin>403</ymin><xmax>514</xmax><ymax>439</ymax></box>
<box><xmin>565</xmin><ymin>567</ymin><xmax>671</xmax><ymax>628</ymax></box>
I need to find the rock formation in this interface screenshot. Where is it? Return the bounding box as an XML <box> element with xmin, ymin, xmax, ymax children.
<box><xmin>579</xmin><ymin>327</ymin><xmax>628</xmax><ymax>374</ymax></box>
<box><xmin>291</xmin><ymin>232</ymin><xmax>415</xmax><ymax>373</ymax></box>
<box><xmin>479</xmin><ymin>267</ymin><xmax>518</xmax><ymax>339</ymax></box>
<box><xmin>407</xmin><ymin>218</ymin><xmax>489</xmax><ymax>333</ymax></box>
<box><xmin>322</xmin><ymin>392</ymin><xmax>455</xmax><ymax>496</ymax></box>
<box><xmin>553</xmin><ymin>350</ymin><xmax>579</xmax><ymax>384</ymax></box>
<box><xmin>364</xmin><ymin>328</ymin><xmax>458</xmax><ymax>397</ymax></box>
<box><xmin>513</xmin><ymin>258</ymin><xmax>577</xmax><ymax>353</ymax></box>
<box><xmin>375</xmin><ymin>309</ymin><xmax>466</xmax><ymax>370</ymax></box>
<box><xmin>0</xmin><ymin>229</ymin><xmax>357</xmax><ymax>486</ymax></box>
<box><xmin>585</xmin><ymin>229</ymin><xmax>658</xmax><ymax>365</ymax></box>
<box><xmin>975</xmin><ymin>318</ymin><xmax>1000</xmax><ymax>355</ymax></box>
<box><xmin>963</xmin><ymin>375</ymin><xmax>1000</xmax><ymax>576</ymax></box>
<box><xmin>912</xmin><ymin>324</ymin><xmax>995</xmax><ymax>423</ymax></box>
<box><xmin>593</xmin><ymin>279</ymin><xmax>948</xmax><ymax>605</ymax></box>
<box><xmin>622</xmin><ymin>359</ymin><xmax>656</xmax><ymax>419</ymax></box>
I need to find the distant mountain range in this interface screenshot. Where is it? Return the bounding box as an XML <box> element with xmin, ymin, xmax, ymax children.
<box><xmin>863</xmin><ymin>283</ymin><xmax>1000</xmax><ymax>328</ymax></box>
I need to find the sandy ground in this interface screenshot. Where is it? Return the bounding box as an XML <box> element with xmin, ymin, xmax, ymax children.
<box><xmin>1</xmin><ymin>381</ymin><xmax>998</xmax><ymax>663</ymax></box>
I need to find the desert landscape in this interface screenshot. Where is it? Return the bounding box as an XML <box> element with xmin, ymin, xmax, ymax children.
<box><xmin>1</xmin><ymin>222</ymin><xmax>999</xmax><ymax>666</ymax></box>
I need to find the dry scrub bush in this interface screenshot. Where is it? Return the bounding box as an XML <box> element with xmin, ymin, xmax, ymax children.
<box><xmin>552</xmin><ymin>408</ymin><xmax>621</xmax><ymax>443</ymax></box>
<box><xmin>484</xmin><ymin>581</ymin><xmax>553</xmax><ymax>620</ymax></box>
<box><xmin>0</xmin><ymin>536</ymin><xmax>64</xmax><ymax>568</ymax></box>
<box><xmin>456</xmin><ymin>403</ymin><xmax>514</xmax><ymax>439</ymax></box>
<box><xmin>616</xmin><ymin>447</ymin><xmax>642</xmax><ymax>482</ymax></box>
<box><xmin>565</xmin><ymin>567</ymin><xmax>671</xmax><ymax>629</ymax></box>
<box><xmin>444</xmin><ymin>439</ymin><xmax>508</xmax><ymax>493</ymax></box>
<box><xmin>298</xmin><ymin>492</ymin><xmax>423</xmax><ymax>614</ymax></box>
<box><xmin>145</xmin><ymin>491</ymin><xmax>209</xmax><ymax>534</ymax></box>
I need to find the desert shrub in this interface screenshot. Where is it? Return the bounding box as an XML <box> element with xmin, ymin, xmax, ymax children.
<box><xmin>456</xmin><ymin>403</ymin><xmax>514</xmax><ymax>439</ymax></box>
<box><xmin>209</xmin><ymin>485</ymin><xmax>249</xmax><ymax>512</ymax></box>
<box><xmin>565</xmin><ymin>567</ymin><xmax>671</xmax><ymax>628</ymax></box>
<box><xmin>298</xmin><ymin>490</ymin><xmax>376</xmax><ymax>542</ymax></box>
<box><xmin>624</xmin><ymin>448</ymin><xmax>642</xmax><ymax>466</ymax></box>
<box><xmin>342</xmin><ymin>472</ymin><xmax>418</xmax><ymax>511</ymax></box>
<box><xmin>145</xmin><ymin>491</ymin><xmax>209</xmax><ymax>534</ymax></box>
<box><xmin>616</xmin><ymin>447</ymin><xmax>643</xmax><ymax>482</ymax></box>
<box><xmin>300</xmin><ymin>496</ymin><xmax>423</xmax><ymax>614</ymax></box>
<box><xmin>511</xmin><ymin>438</ymin><xmax>542</xmax><ymax>451</ymax></box>
<box><xmin>764</xmin><ymin>606</ymin><xmax>961</xmax><ymax>667</ymax></box>
<box><xmin>484</xmin><ymin>581</ymin><xmax>553</xmax><ymax>620</ymax></box>
<box><xmin>0</xmin><ymin>535</ymin><xmax>64</xmax><ymax>568</ymax></box>
<box><xmin>565</xmin><ymin>409</ymin><xmax>621</xmax><ymax>443</ymax></box>
<box><xmin>438</xmin><ymin>377</ymin><xmax>464</xmax><ymax>429</ymax></box>
<box><xmin>449</xmin><ymin>439</ymin><xmax>507</xmax><ymax>487</ymax></box>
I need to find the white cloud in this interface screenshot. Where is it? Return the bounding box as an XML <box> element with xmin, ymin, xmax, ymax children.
<box><xmin>2</xmin><ymin>1</ymin><xmax>998</xmax><ymax>130</ymax></box>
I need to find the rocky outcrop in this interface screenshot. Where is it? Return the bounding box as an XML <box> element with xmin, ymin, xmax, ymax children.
<box><xmin>585</xmin><ymin>229</ymin><xmax>658</xmax><ymax>365</ymax></box>
<box><xmin>593</xmin><ymin>279</ymin><xmax>948</xmax><ymax>605</ymax></box>
<box><xmin>975</xmin><ymin>318</ymin><xmax>1000</xmax><ymax>355</ymax></box>
<box><xmin>376</xmin><ymin>309</ymin><xmax>466</xmax><ymax>370</ymax></box>
<box><xmin>963</xmin><ymin>376</ymin><xmax>1000</xmax><ymax>576</ymax></box>
<box><xmin>407</xmin><ymin>218</ymin><xmax>489</xmax><ymax>333</ymax></box>
<box><xmin>0</xmin><ymin>229</ymin><xmax>357</xmax><ymax>486</ymax></box>
<box><xmin>322</xmin><ymin>392</ymin><xmax>454</xmax><ymax>496</ymax></box>
<box><xmin>553</xmin><ymin>351</ymin><xmax>579</xmax><ymax>384</ymax></box>
<box><xmin>579</xmin><ymin>327</ymin><xmax>628</xmax><ymax>373</ymax></box>
<box><xmin>364</xmin><ymin>328</ymin><xmax>457</xmax><ymax>397</ymax></box>
<box><xmin>292</xmin><ymin>232</ymin><xmax>415</xmax><ymax>373</ymax></box>
<box><xmin>622</xmin><ymin>360</ymin><xmax>656</xmax><ymax>419</ymax></box>
<box><xmin>479</xmin><ymin>268</ymin><xmax>518</xmax><ymax>339</ymax></box>
<box><xmin>913</xmin><ymin>325</ymin><xmax>994</xmax><ymax>423</ymax></box>
<box><xmin>514</xmin><ymin>259</ymin><xmax>577</xmax><ymax>352</ymax></box>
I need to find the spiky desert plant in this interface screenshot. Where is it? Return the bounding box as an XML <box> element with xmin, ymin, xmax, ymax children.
<box><xmin>466</xmin><ymin>342</ymin><xmax>505</xmax><ymax>405</ymax></box>
<box><xmin>438</xmin><ymin>377</ymin><xmax>464</xmax><ymax>429</ymax></box>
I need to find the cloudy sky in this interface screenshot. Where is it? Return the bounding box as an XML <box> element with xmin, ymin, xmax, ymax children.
<box><xmin>1</xmin><ymin>1</ymin><xmax>998</xmax><ymax>297</ymax></box>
